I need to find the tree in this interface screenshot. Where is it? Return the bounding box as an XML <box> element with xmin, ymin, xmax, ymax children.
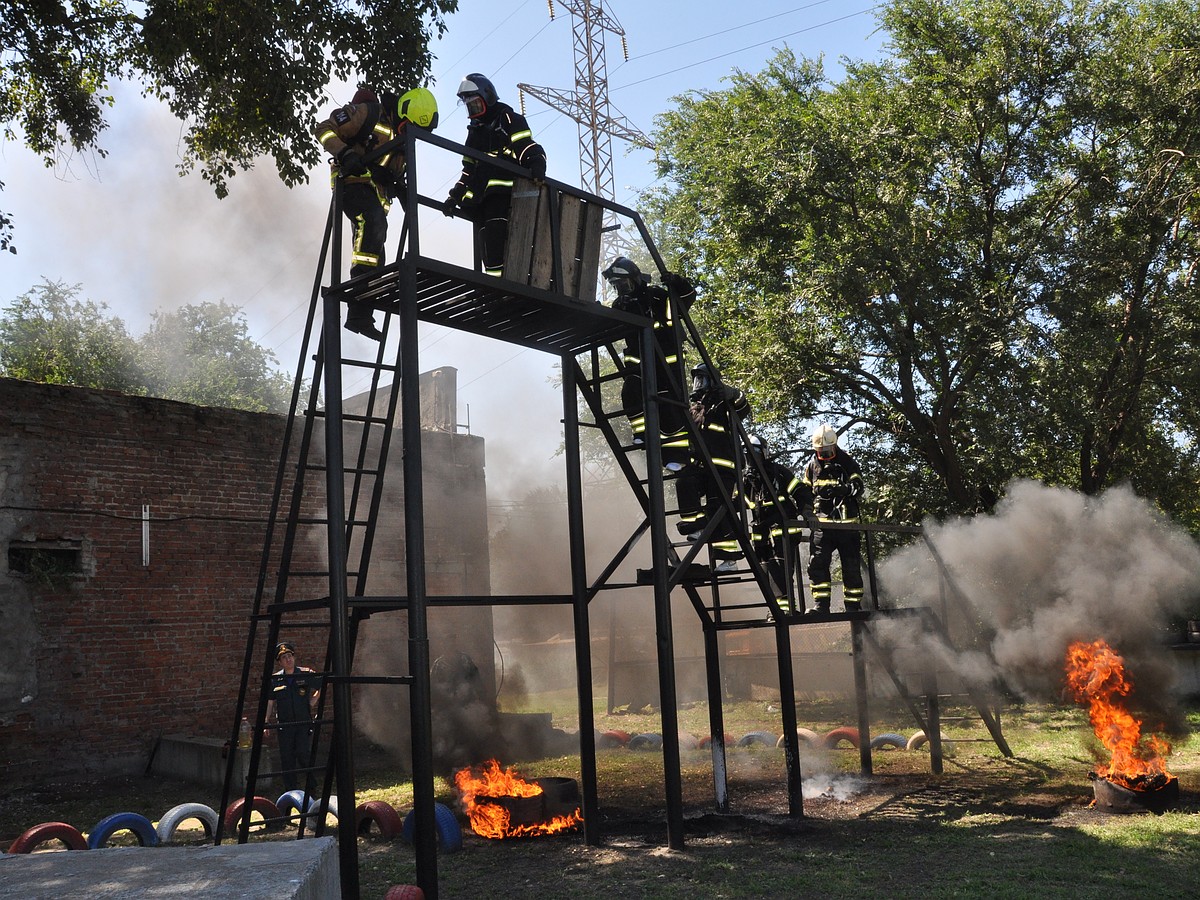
<box><xmin>645</xmin><ymin>0</ymin><xmax>1200</xmax><ymax>521</ymax></box>
<box><xmin>0</xmin><ymin>279</ymin><xmax>145</xmax><ymax>391</ymax></box>
<box><xmin>1</xmin><ymin>0</ymin><xmax>458</xmax><ymax>246</ymax></box>
<box><xmin>139</xmin><ymin>301</ymin><xmax>294</xmax><ymax>412</ymax></box>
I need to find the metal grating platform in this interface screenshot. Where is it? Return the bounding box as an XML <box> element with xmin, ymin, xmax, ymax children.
<box><xmin>327</xmin><ymin>254</ymin><xmax>645</xmax><ymax>357</ymax></box>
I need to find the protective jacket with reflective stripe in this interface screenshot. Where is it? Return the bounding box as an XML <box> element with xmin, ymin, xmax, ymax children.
<box><xmin>449</xmin><ymin>102</ymin><xmax>546</xmax><ymax>206</ymax></box>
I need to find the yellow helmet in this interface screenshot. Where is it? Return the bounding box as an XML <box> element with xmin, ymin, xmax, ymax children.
<box><xmin>397</xmin><ymin>87</ymin><xmax>439</xmax><ymax>130</ymax></box>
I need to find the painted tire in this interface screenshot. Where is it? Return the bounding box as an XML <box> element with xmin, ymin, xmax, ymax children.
<box><xmin>823</xmin><ymin>727</ymin><xmax>861</xmax><ymax>749</ymax></box>
<box><xmin>307</xmin><ymin>796</ymin><xmax>338</xmax><ymax>821</ymax></box>
<box><xmin>385</xmin><ymin>887</ymin><xmax>426</xmax><ymax>900</ymax></box>
<box><xmin>276</xmin><ymin>790</ymin><xmax>312</xmax><ymax>819</ymax></box>
<box><xmin>595</xmin><ymin>731</ymin><xmax>626</xmax><ymax>749</ymax></box>
<box><xmin>677</xmin><ymin>732</ymin><xmax>700</xmax><ymax>750</ymax></box>
<box><xmin>628</xmin><ymin>733</ymin><xmax>664</xmax><ymax>751</ymax></box>
<box><xmin>155</xmin><ymin>803</ymin><xmax>218</xmax><ymax>843</ymax></box>
<box><xmin>222</xmin><ymin>796</ymin><xmax>283</xmax><ymax>834</ymax></box>
<box><xmin>777</xmin><ymin>728</ymin><xmax>823</xmax><ymax>749</ymax></box>
<box><xmin>357</xmin><ymin>800</ymin><xmax>404</xmax><ymax>840</ymax></box>
<box><xmin>737</xmin><ymin>731</ymin><xmax>777</xmax><ymax>748</ymax></box>
<box><xmin>906</xmin><ymin>731</ymin><xmax>929</xmax><ymax>751</ymax></box>
<box><xmin>7</xmin><ymin>822</ymin><xmax>88</xmax><ymax>854</ymax></box>
<box><xmin>604</xmin><ymin>729</ymin><xmax>630</xmax><ymax>745</ymax></box>
<box><xmin>698</xmin><ymin>732</ymin><xmax>735</xmax><ymax>749</ymax></box>
<box><xmin>869</xmin><ymin>732</ymin><xmax>907</xmax><ymax>751</ymax></box>
<box><xmin>86</xmin><ymin>812</ymin><xmax>159</xmax><ymax>849</ymax></box>
<box><xmin>401</xmin><ymin>802</ymin><xmax>463</xmax><ymax>853</ymax></box>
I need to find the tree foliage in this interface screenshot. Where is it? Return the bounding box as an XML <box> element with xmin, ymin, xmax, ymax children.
<box><xmin>645</xmin><ymin>0</ymin><xmax>1200</xmax><ymax>523</ymax></box>
<box><xmin>0</xmin><ymin>0</ymin><xmax>458</xmax><ymax>247</ymax></box>
<box><xmin>0</xmin><ymin>281</ymin><xmax>295</xmax><ymax>413</ymax></box>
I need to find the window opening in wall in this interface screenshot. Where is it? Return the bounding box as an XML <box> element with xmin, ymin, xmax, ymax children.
<box><xmin>8</xmin><ymin>541</ymin><xmax>83</xmax><ymax>581</ymax></box>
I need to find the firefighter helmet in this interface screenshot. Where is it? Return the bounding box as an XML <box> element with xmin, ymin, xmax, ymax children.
<box><xmin>812</xmin><ymin>423</ymin><xmax>838</xmax><ymax>459</ymax></box>
<box><xmin>397</xmin><ymin>87</ymin><xmax>439</xmax><ymax>130</ymax></box>
<box><xmin>691</xmin><ymin>362</ymin><xmax>716</xmax><ymax>396</ymax></box>
<box><xmin>747</xmin><ymin>433</ymin><xmax>768</xmax><ymax>456</ymax></box>
<box><xmin>458</xmin><ymin>73</ymin><xmax>499</xmax><ymax>118</ymax></box>
<box><xmin>602</xmin><ymin>256</ymin><xmax>648</xmax><ymax>295</ymax></box>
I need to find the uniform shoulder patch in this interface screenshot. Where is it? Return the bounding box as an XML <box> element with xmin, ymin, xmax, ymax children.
<box><xmin>333</xmin><ymin>107</ymin><xmax>352</xmax><ymax>126</ymax></box>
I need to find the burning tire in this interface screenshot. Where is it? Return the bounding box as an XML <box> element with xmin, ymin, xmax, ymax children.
<box><xmin>86</xmin><ymin>812</ymin><xmax>159</xmax><ymax>849</ymax></box>
<box><xmin>823</xmin><ymin>727</ymin><xmax>860</xmax><ymax>749</ymax></box>
<box><xmin>628</xmin><ymin>733</ymin><xmax>663</xmax><ymax>751</ymax></box>
<box><xmin>222</xmin><ymin>796</ymin><xmax>283</xmax><ymax>834</ymax></box>
<box><xmin>777</xmin><ymin>728</ymin><xmax>823</xmax><ymax>749</ymax></box>
<box><xmin>402</xmin><ymin>802</ymin><xmax>463</xmax><ymax>853</ymax></box>
<box><xmin>869</xmin><ymin>733</ymin><xmax>907</xmax><ymax>751</ymax></box>
<box><xmin>7</xmin><ymin>822</ymin><xmax>88</xmax><ymax>854</ymax></box>
<box><xmin>357</xmin><ymin>800</ymin><xmax>404</xmax><ymax>840</ymax></box>
<box><xmin>737</xmin><ymin>731</ymin><xmax>777</xmax><ymax>748</ymax></box>
<box><xmin>156</xmin><ymin>803</ymin><xmax>218</xmax><ymax>843</ymax></box>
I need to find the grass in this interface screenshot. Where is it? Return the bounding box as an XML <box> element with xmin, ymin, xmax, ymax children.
<box><xmin>3</xmin><ymin>700</ymin><xmax>1198</xmax><ymax>899</ymax></box>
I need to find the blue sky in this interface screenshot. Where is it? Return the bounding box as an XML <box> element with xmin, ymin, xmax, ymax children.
<box><xmin>2</xmin><ymin>1</ymin><xmax>885</xmax><ymax>493</ymax></box>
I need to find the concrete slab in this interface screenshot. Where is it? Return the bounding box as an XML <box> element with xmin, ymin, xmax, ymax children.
<box><xmin>0</xmin><ymin>836</ymin><xmax>339</xmax><ymax>899</ymax></box>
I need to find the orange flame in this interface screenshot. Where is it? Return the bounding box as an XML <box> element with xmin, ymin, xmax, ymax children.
<box><xmin>1064</xmin><ymin>639</ymin><xmax>1172</xmax><ymax>787</ymax></box>
<box><xmin>453</xmin><ymin>760</ymin><xmax>583</xmax><ymax>839</ymax></box>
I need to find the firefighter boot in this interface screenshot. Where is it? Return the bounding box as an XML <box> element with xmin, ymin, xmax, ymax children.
<box><xmin>345</xmin><ymin>301</ymin><xmax>383</xmax><ymax>341</ymax></box>
<box><xmin>804</xmin><ymin>603</ymin><xmax>830</xmax><ymax>620</ymax></box>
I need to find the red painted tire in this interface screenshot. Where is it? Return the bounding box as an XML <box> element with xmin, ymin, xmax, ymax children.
<box><xmin>698</xmin><ymin>732</ymin><xmax>735</xmax><ymax>749</ymax></box>
<box><xmin>356</xmin><ymin>800</ymin><xmax>404</xmax><ymax>839</ymax></box>
<box><xmin>7</xmin><ymin>822</ymin><xmax>88</xmax><ymax>854</ymax></box>
<box><xmin>86</xmin><ymin>812</ymin><xmax>159</xmax><ymax>849</ymax></box>
<box><xmin>823</xmin><ymin>727</ymin><xmax>861</xmax><ymax>749</ymax></box>
<box><xmin>222</xmin><ymin>796</ymin><xmax>283</xmax><ymax>834</ymax></box>
<box><xmin>777</xmin><ymin>728</ymin><xmax>823</xmax><ymax>749</ymax></box>
<box><xmin>385</xmin><ymin>887</ymin><xmax>425</xmax><ymax>900</ymax></box>
<box><xmin>156</xmin><ymin>802</ymin><xmax>219</xmax><ymax>843</ymax></box>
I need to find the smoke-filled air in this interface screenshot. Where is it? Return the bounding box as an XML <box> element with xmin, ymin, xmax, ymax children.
<box><xmin>878</xmin><ymin>479</ymin><xmax>1200</xmax><ymax>734</ymax></box>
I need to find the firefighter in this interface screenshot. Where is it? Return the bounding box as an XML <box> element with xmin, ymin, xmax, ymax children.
<box><xmin>676</xmin><ymin>363</ymin><xmax>751</xmax><ymax>567</ymax></box>
<box><xmin>743</xmin><ymin>434</ymin><xmax>809</xmax><ymax>618</ymax></box>
<box><xmin>601</xmin><ymin>256</ymin><xmax>695</xmax><ymax>466</ymax></box>
<box><xmin>314</xmin><ymin>85</ymin><xmax>440</xmax><ymax>339</ymax></box>
<box><xmin>801</xmin><ymin>423</ymin><xmax>865</xmax><ymax>617</ymax></box>
<box><xmin>264</xmin><ymin>641</ymin><xmax>321</xmax><ymax>795</ymax></box>
<box><xmin>442</xmin><ymin>73</ymin><xmax>547</xmax><ymax>278</ymax></box>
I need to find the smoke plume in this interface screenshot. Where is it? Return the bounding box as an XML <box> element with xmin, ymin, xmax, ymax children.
<box><xmin>877</xmin><ymin>479</ymin><xmax>1199</xmax><ymax>732</ymax></box>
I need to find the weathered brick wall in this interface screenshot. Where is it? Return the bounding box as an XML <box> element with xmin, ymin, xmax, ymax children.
<box><xmin>0</xmin><ymin>376</ymin><xmax>493</xmax><ymax>784</ymax></box>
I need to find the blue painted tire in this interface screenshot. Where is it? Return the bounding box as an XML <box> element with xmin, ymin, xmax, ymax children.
<box><xmin>87</xmin><ymin>812</ymin><xmax>159</xmax><ymax>849</ymax></box>
<box><xmin>737</xmin><ymin>731</ymin><xmax>777</xmax><ymax>748</ymax></box>
<box><xmin>869</xmin><ymin>732</ymin><xmax>907</xmax><ymax>751</ymax></box>
<box><xmin>276</xmin><ymin>790</ymin><xmax>311</xmax><ymax>818</ymax></box>
<box><xmin>401</xmin><ymin>802</ymin><xmax>463</xmax><ymax>853</ymax></box>
<box><xmin>628</xmin><ymin>733</ymin><xmax>664</xmax><ymax>751</ymax></box>
<box><xmin>156</xmin><ymin>803</ymin><xmax>219</xmax><ymax>843</ymax></box>
<box><xmin>7</xmin><ymin>822</ymin><xmax>88</xmax><ymax>853</ymax></box>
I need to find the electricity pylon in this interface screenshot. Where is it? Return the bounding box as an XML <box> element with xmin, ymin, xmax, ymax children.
<box><xmin>518</xmin><ymin>0</ymin><xmax>654</xmax><ymax>267</ymax></box>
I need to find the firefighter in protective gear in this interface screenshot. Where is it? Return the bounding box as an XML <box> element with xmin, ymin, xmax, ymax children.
<box><xmin>314</xmin><ymin>86</ymin><xmax>439</xmax><ymax>339</ymax></box>
<box><xmin>743</xmin><ymin>434</ymin><xmax>810</xmax><ymax>618</ymax></box>
<box><xmin>801</xmin><ymin>423</ymin><xmax>865</xmax><ymax>616</ymax></box>
<box><xmin>602</xmin><ymin>257</ymin><xmax>695</xmax><ymax>465</ymax></box>
<box><xmin>676</xmin><ymin>363</ymin><xmax>751</xmax><ymax>561</ymax></box>
<box><xmin>443</xmin><ymin>73</ymin><xmax>547</xmax><ymax>277</ymax></box>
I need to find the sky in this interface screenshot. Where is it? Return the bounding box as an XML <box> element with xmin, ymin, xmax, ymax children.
<box><xmin>1</xmin><ymin>0</ymin><xmax>887</xmax><ymax>499</ymax></box>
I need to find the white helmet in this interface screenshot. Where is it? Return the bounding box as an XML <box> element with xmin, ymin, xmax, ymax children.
<box><xmin>812</xmin><ymin>423</ymin><xmax>838</xmax><ymax>459</ymax></box>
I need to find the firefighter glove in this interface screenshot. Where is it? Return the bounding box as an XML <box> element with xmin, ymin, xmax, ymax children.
<box><xmin>442</xmin><ymin>196</ymin><xmax>458</xmax><ymax>217</ymax></box>
<box><xmin>662</xmin><ymin>272</ymin><xmax>690</xmax><ymax>294</ymax></box>
<box><xmin>338</xmin><ymin>149</ymin><xmax>367</xmax><ymax>176</ymax></box>
<box><xmin>529</xmin><ymin>157</ymin><xmax>546</xmax><ymax>184</ymax></box>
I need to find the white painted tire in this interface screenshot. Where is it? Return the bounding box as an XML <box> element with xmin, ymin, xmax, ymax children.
<box><xmin>156</xmin><ymin>803</ymin><xmax>219</xmax><ymax>843</ymax></box>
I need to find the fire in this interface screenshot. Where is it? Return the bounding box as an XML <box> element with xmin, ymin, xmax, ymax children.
<box><xmin>1064</xmin><ymin>639</ymin><xmax>1172</xmax><ymax>788</ymax></box>
<box><xmin>453</xmin><ymin>760</ymin><xmax>583</xmax><ymax>839</ymax></box>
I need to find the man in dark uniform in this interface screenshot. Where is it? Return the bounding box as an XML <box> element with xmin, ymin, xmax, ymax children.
<box><xmin>801</xmin><ymin>423</ymin><xmax>866</xmax><ymax>617</ymax></box>
<box><xmin>442</xmin><ymin>73</ymin><xmax>547</xmax><ymax>278</ymax></box>
<box><xmin>743</xmin><ymin>434</ymin><xmax>809</xmax><ymax>617</ymax></box>
<box><xmin>314</xmin><ymin>86</ymin><xmax>440</xmax><ymax>338</ymax></box>
<box><xmin>265</xmin><ymin>641</ymin><xmax>321</xmax><ymax>794</ymax></box>
<box><xmin>601</xmin><ymin>256</ymin><xmax>695</xmax><ymax>465</ymax></box>
<box><xmin>676</xmin><ymin>363</ymin><xmax>751</xmax><ymax>566</ymax></box>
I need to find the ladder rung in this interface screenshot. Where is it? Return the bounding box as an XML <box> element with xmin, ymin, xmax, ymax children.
<box><xmin>343</xmin><ymin>359</ymin><xmax>399</xmax><ymax>372</ymax></box>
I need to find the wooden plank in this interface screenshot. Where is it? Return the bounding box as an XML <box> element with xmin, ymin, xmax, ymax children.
<box><xmin>559</xmin><ymin>194</ymin><xmax>584</xmax><ymax>297</ymax></box>
<box><xmin>575</xmin><ymin>202</ymin><xmax>604</xmax><ymax>304</ymax></box>
<box><xmin>529</xmin><ymin>185</ymin><xmax>555</xmax><ymax>291</ymax></box>
<box><xmin>505</xmin><ymin>177</ymin><xmax>542</xmax><ymax>283</ymax></box>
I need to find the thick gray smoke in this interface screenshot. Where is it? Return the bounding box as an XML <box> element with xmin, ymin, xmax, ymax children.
<box><xmin>878</xmin><ymin>479</ymin><xmax>1199</xmax><ymax>733</ymax></box>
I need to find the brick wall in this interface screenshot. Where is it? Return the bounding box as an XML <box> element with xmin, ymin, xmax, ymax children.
<box><xmin>0</xmin><ymin>376</ymin><xmax>493</xmax><ymax>785</ymax></box>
